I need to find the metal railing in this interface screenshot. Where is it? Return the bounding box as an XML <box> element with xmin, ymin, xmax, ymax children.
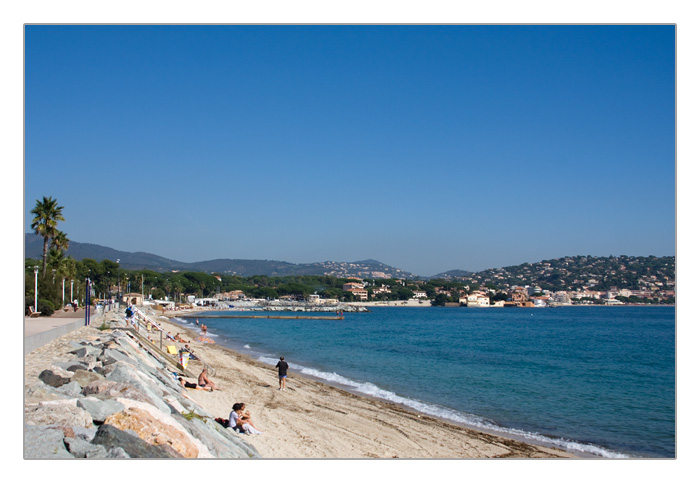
<box><xmin>125</xmin><ymin>307</ymin><xmax>216</xmax><ymax>377</ymax></box>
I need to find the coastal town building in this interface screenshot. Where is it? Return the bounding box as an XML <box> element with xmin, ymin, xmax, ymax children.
<box><xmin>505</xmin><ymin>291</ymin><xmax>535</xmax><ymax>307</ymax></box>
<box><xmin>342</xmin><ymin>282</ymin><xmax>365</xmax><ymax>291</ymax></box>
<box><xmin>372</xmin><ymin>285</ymin><xmax>392</xmax><ymax>295</ymax></box>
<box><xmin>469</xmin><ymin>292</ymin><xmax>490</xmax><ymax>307</ymax></box>
<box><xmin>216</xmin><ymin>290</ymin><xmax>246</xmax><ymax>301</ymax></box>
<box><xmin>122</xmin><ymin>292</ymin><xmax>144</xmax><ymax>306</ymax></box>
<box><xmin>347</xmin><ymin>288</ymin><xmax>368</xmax><ymax>301</ymax></box>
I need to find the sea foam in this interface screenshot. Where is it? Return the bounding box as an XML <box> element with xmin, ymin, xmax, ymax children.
<box><xmin>256</xmin><ymin>355</ymin><xmax>629</xmax><ymax>458</ymax></box>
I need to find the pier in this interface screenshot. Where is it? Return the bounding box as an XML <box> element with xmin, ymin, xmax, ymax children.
<box><xmin>176</xmin><ymin>314</ymin><xmax>345</xmax><ymax>320</ymax></box>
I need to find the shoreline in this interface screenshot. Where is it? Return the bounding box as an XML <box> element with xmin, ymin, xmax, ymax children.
<box><xmin>161</xmin><ymin>311</ymin><xmax>577</xmax><ymax>458</ymax></box>
<box><xmin>25</xmin><ymin>307</ymin><xmax>583</xmax><ymax>458</ymax></box>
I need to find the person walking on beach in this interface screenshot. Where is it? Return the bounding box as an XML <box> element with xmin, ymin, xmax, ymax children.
<box><xmin>276</xmin><ymin>356</ymin><xmax>289</xmax><ymax>390</ymax></box>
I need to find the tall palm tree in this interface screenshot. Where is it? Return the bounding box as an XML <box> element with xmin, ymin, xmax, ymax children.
<box><xmin>30</xmin><ymin>196</ymin><xmax>65</xmax><ymax>276</ymax></box>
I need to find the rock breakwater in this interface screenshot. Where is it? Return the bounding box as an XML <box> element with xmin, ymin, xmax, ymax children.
<box><xmin>24</xmin><ymin>317</ymin><xmax>261</xmax><ymax>459</ymax></box>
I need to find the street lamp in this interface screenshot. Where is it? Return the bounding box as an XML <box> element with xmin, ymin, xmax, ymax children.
<box><xmin>116</xmin><ymin>259</ymin><xmax>120</xmax><ymax>302</ymax></box>
<box><xmin>33</xmin><ymin>266</ymin><xmax>39</xmax><ymax>313</ymax></box>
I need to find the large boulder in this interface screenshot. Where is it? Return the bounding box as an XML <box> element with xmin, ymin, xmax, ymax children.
<box><xmin>81</xmin><ymin>380</ymin><xmax>160</xmax><ymax>410</ymax></box>
<box><xmin>114</xmin><ymin>398</ymin><xmax>213</xmax><ymax>458</ymax></box>
<box><xmin>71</xmin><ymin>369</ymin><xmax>105</xmax><ymax>387</ymax></box>
<box><xmin>64</xmin><ymin>437</ymin><xmax>109</xmax><ymax>458</ymax></box>
<box><xmin>103</xmin><ymin>362</ymin><xmax>171</xmax><ymax>414</ymax></box>
<box><xmin>55</xmin><ymin>381</ymin><xmax>83</xmax><ymax>398</ymax></box>
<box><xmin>25</xmin><ymin>400</ymin><xmax>93</xmax><ymax>428</ymax></box>
<box><xmin>91</xmin><ymin>424</ymin><xmax>179</xmax><ymax>458</ymax></box>
<box><xmin>25</xmin><ymin>380</ymin><xmax>63</xmax><ymax>404</ymax></box>
<box><xmin>77</xmin><ymin>397</ymin><xmax>126</xmax><ymax>423</ymax></box>
<box><xmin>72</xmin><ymin>345</ymin><xmax>102</xmax><ymax>358</ymax></box>
<box><xmin>105</xmin><ymin>407</ymin><xmax>197</xmax><ymax>458</ymax></box>
<box><xmin>99</xmin><ymin>348</ymin><xmax>132</xmax><ymax>366</ymax></box>
<box><xmin>24</xmin><ymin>425</ymin><xmax>73</xmax><ymax>459</ymax></box>
<box><xmin>38</xmin><ymin>369</ymin><xmax>70</xmax><ymax>388</ymax></box>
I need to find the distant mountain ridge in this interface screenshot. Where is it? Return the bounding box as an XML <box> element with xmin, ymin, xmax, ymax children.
<box><xmin>24</xmin><ymin>234</ymin><xmax>416</xmax><ymax>279</ymax></box>
<box><xmin>25</xmin><ymin>234</ymin><xmax>675</xmax><ymax>289</ymax></box>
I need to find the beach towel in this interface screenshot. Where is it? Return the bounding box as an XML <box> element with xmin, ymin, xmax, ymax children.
<box><xmin>166</xmin><ymin>345</ymin><xmax>178</xmax><ymax>354</ymax></box>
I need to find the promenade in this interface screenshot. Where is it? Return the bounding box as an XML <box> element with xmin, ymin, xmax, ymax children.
<box><xmin>24</xmin><ymin>306</ymin><xmax>109</xmax><ymax>355</ymax></box>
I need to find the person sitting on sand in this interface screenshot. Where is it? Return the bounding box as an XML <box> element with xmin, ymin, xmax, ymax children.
<box><xmin>228</xmin><ymin>403</ymin><xmax>262</xmax><ymax>434</ymax></box>
<box><xmin>175</xmin><ymin>333</ymin><xmax>190</xmax><ymax>343</ymax></box>
<box><xmin>198</xmin><ymin>367</ymin><xmax>217</xmax><ymax>390</ymax></box>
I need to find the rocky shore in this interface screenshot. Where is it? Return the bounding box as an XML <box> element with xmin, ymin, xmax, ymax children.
<box><xmin>24</xmin><ymin>312</ymin><xmax>260</xmax><ymax>459</ymax></box>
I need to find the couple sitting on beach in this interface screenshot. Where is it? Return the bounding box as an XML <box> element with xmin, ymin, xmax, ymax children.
<box><xmin>177</xmin><ymin>368</ymin><xmax>217</xmax><ymax>391</ymax></box>
<box><xmin>228</xmin><ymin>403</ymin><xmax>263</xmax><ymax>435</ymax></box>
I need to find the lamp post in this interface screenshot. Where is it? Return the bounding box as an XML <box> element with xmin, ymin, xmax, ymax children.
<box><xmin>33</xmin><ymin>266</ymin><xmax>39</xmax><ymax>313</ymax></box>
<box><xmin>85</xmin><ymin>277</ymin><xmax>91</xmax><ymax>326</ymax></box>
<box><xmin>62</xmin><ymin>278</ymin><xmax>65</xmax><ymax>308</ymax></box>
<box><xmin>71</xmin><ymin>279</ymin><xmax>74</xmax><ymax>304</ymax></box>
<box><xmin>116</xmin><ymin>259</ymin><xmax>120</xmax><ymax>303</ymax></box>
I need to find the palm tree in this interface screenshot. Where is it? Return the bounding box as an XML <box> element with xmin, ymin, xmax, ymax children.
<box><xmin>50</xmin><ymin>230</ymin><xmax>70</xmax><ymax>254</ymax></box>
<box><xmin>30</xmin><ymin>196</ymin><xmax>65</xmax><ymax>276</ymax></box>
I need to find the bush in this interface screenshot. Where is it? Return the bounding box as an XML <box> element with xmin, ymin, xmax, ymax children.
<box><xmin>38</xmin><ymin>298</ymin><xmax>55</xmax><ymax>316</ymax></box>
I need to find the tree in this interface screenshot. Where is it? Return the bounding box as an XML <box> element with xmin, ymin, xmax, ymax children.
<box><xmin>30</xmin><ymin>196</ymin><xmax>65</xmax><ymax>276</ymax></box>
<box><xmin>431</xmin><ymin>293</ymin><xmax>449</xmax><ymax>306</ymax></box>
<box><xmin>50</xmin><ymin>230</ymin><xmax>70</xmax><ymax>254</ymax></box>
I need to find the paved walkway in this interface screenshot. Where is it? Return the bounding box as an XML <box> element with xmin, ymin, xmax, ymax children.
<box><xmin>24</xmin><ymin>307</ymin><xmax>115</xmax><ymax>354</ymax></box>
<box><xmin>24</xmin><ymin>308</ymin><xmax>88</xmax><ymax>337</ymax></box>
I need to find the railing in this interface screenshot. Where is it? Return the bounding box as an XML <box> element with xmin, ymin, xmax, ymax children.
<box><xmin>125</xmin><ymin>306</ymin><xmax>216</xmax><ymax>377</ymax></box>
<box><xmin>120</xmin><ymin>327</ymin><xmax>195</xmax><ymax>378</ymax></box>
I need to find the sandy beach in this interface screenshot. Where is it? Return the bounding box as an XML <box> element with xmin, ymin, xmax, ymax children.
<box><xmin>136</xmin><ymin>310</ymin><xmax>571</xmax><ymax>458</ymax></box>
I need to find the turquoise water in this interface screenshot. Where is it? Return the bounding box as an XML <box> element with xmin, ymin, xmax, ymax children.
<box><xmin>172</xmin><ymin>306</ymin><xmax>675</xmax><ymax>458</ymax></box>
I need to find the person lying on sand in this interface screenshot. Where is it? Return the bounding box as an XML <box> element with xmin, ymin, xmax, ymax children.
<box><xmin>178</xmin><ymin>377</ymin><xmax>212</xmax><ymax>391</ymax></box>
<box><xmin>198</xmin><ymin>367</ymin><xmax>217</xmax><ymax>390</ymax></box>
<box><xmin>174</xmin><ymin>333</ymin><xmax>190</xmax><ymax>343</ymax></box>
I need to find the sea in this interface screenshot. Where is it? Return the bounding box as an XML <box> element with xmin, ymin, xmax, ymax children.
<box><xmin>170</xmin><ymin>306</ymin><xmax>675</xmax><ymax>458</ymax></box>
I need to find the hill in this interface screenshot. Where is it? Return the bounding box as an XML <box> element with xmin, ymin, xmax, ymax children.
<box><xmin>24</xmin><ymin>234</ymin><xmax>415</xmax><ymax>279</ymax></box>
<box><xmin>435</xmin><ymin>255</ymin><xmax>675</xmax><ymax>292</ymax></box>
<box><xmin>25</xmin><ymin>234</ymin><xmax>675</xmax><ymax>290</ymax></box>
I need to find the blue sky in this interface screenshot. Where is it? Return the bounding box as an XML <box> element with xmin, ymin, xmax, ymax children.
<box><xmin>24</xmin><ymin>25</ymin><xmax>675</xmax><ymax>276</ymax></box>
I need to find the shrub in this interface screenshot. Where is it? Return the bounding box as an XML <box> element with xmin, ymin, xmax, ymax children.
<box><xmin>38</xmin><ymin>298</ymin><xmax>55</xmax><ymax>316</ymax></box>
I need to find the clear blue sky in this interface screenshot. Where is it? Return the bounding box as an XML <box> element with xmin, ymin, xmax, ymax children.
<box><xmin>24</xmin><ymin>25</ymin><xmax>675</xmax><ymax>276</ymax></box>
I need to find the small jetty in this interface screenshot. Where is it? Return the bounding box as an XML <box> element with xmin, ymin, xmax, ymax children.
<box><xmin>184</xmin><ymin>314</ymin><xmax>344</xmax><ymax>320</ymax></box>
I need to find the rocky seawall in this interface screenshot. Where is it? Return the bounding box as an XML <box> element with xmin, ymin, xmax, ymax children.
<box><xmin>24</xmin><ymin>315</ymin><xmax>261</xmax><ymax>459</ymax></box>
